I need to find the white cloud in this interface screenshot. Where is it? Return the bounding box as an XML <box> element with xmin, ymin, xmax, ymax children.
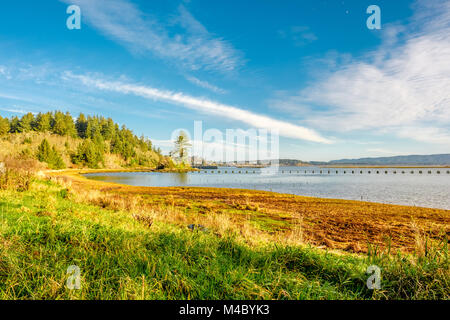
<box><xmin>270</xmin><ymin>0</ymin><xmax>450</xmax><ymax>146</ymax></box>
<box><xmin>278</xmin><ymin>26</ymin><xmax>318</xmax><ymax>46</ymax></box>
<box><xmin>185</xmin><ymin>76</ymin><xmax>227</xmax><ymax>94</ymax></box>
<box><xmin>0</xmin><ymin>66</ymin><xmax>11</xmax><ymax>79</ymax></box>
<box><xmin>0</xmin><ymin>92</ymin><xmax>28</xmax><ymax>101</ymax></box>
<box><xmin>0</xmin><ymin>107</ymin><xmax>37</xmax><ymax>115</ymax></box>
<box><xmin>60</xmin><ymin>0</ymin><xmax>243</xmax><ymax>73</ymax></box>
<box><xmin>63</xmin><ymin>71</ymin><xmax>331</xmax><ymax>144</ymax></box>
<box><xmin>396</xmin><ymin>126</ymin><xmax>450</xmax><ymax>145</ymax></box>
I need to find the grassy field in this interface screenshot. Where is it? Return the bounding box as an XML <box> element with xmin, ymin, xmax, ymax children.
<box><xmin>0</xmin><ymin>169</ymin><xmax>449</xmax><ymax>299</ymax></box>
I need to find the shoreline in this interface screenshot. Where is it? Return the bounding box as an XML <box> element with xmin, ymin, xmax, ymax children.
<box><xmin>45</xmin><ymin>167</ymin><xmax>199</xmax><ymax>175</ymax></box>
<box><xmin>77</xmin><ymin>168</ymin><xmax>450</xmax><ymax>211</ymax></box>
<box><xmin>49</xmin><ymin>169</ymin><xmax>450</xmax><ymax>254</ymax></box>
<box><xmin>220</xmin><ymin>165</ymin><xmax>450</xmax><ymax>168</ymax></box>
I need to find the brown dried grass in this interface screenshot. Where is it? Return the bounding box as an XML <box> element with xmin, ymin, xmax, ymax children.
<box><xmin>49</xmin><ymin>170</ymin><xmax>450</xmax><ymax>254</ymax></box>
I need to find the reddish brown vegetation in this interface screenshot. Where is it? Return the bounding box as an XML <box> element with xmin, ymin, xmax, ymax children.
<box><xmin>51</xmin><ymin>170</ymin><xmax>449</xmax><ymax>254</ymax></box>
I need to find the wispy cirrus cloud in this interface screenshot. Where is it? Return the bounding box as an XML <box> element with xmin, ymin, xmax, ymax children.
<box><xmin>278</xmin><ymin>26</ymin><xmax>318</xmax><ymax>46</ymax></box>
<box><xmin>185</xmin><ymin>76</ymin><xmax>227</xmax><ymax>94</ymax></box>
<box><xmin>63</xmin><ymin>71</ymin><xmax>331</xmax><ymax>144</ymax></box>
<box><xmin>0</xmin><ymin>107</ymin><xmax>37</xmax><ymax>115</ymax></box>
<box><xmin>0</xmin><ymin>66</ymin><xmax>12</xmax><ymax>80</ymax></box>
<box><xmin>270</xmin><ymin>0</ymin><xmax>450</xmax><ymax>146</ymax></box>
<box><xmin>60</xmin><ymin>0</ymin><xmax>243</xmax><ymax>73</ymax></box>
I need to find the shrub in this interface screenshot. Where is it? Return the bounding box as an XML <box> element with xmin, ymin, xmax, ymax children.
<box><xmin>0</xmin><ymin>168</ymin><xmax>32</xmax><ymax>191</ymax></box>
<box><xmin>22</xmin><ymin>137</ymin><xmax>32</xmax><ymax>144</ymax></box>
<box><xmin>0</xmin><ymin>157</ymin><xmax>40</xmax><ymax>191</ymax></box>
<box><xmin>20</xmin><ymin>148</ymin><xmax>33</xmax><ymax>159</ymax></box>
<box><xmin>71</xmin><ymin>139</ymin><xmax>104</xmax><ymax>168</ymax></box>
<box><xmin>36</xmin><ymin>139</ymin><xmax>66</xmax><ymax>169</ymax></box>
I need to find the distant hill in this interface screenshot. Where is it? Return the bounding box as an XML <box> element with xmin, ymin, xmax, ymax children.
<box><xmin>280</xmin><ymin>154</ymin><xmax>450</xmax><ymax>166</ymax></box>
<box><xmin>278</xmin><ymin>159</ymin><xmax>310</xmax><ymax>166</ymax></box>
<box><xmin>327</xmin><ymin>154</ymin><xmax>450</xmax><ymax>166</ymax></box>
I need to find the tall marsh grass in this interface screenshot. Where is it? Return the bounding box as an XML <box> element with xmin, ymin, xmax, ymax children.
<box><xmin>0</xmin><ymin>157</ymin><xmax>41</xmax><ymax>191</ymax></box>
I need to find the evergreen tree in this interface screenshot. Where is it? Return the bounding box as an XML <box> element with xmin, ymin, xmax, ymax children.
<box><xmin>65</xmin><ymin>112</ymin><xmax>77</xmax><ymax>137</ymax></box>
<box><xmin>76</xmin><ymin>113</ymin><xmax>88</xmax><ymax>138</ymax></box>
<box><xmin>36</xmin><ymin>139</ymin><xmax>65</xmax><ymax>169</ymax></box>
<box><xmin>121</xmin><ymin>141</ymin><xmax>136</xmax><ymax>160</ymax></box>
<box><xmin>110</xmin><ymin>134</ymin><xmax>123</xmax><ymax>155</ymax></box>
<box><xmin>34</xmin><ymin>112</ymin><xmax>52</xmax><ymax>132</ymax></box>
<box><xmin>0</xmin><ymin>116</ymin><xmax>10</xmax><ymax>136</ymax></box>
<box><xmin>37</xmin><ymin>139</ymin><xmax>52</xmax><ymax>162</ymax></box>
<box><xmin>72</xmin><ymin>139</ymin><xmax>104</xmax><ymax>168</ymax></box>
<box><xmin>9</xmin><ymin>117</ymin><xmax>20</xmax><ymax>133</ymax></box>
<box><xmin>138</xmin><ymin>135</ymin><xmax>149</xmax><ymax>152</ymax></box>
<box><xmin>101</xmin><ymin>118</ymin><xmax>115</xmax><ymax>140</ymax></box>
<box><xmin>92</xmin><ymin>129</ymin><xmax>106</xmax><ymax>153</ymax></box>
<box><xmin>52</xmin><ymin>111</ymin><xmax>68</xmax><ymax>135</ymax></box>
<box><xmin>173</xmin><ymin>131</ymin><xmax>191</xmax><ymax>163</ymax></box>
<box><xmin>50</xmin><ymin>146</ymin><xmax>65</xmax><ymax>169</ymax></box>
<box><xmin>17</xmin><ymin>113</ymin><xmax>34</xmax><ymax>132</ymax></box>
<box><xmin>146</xmin><ymin>139</ymin><xmax>152</xmax><ymax>151</ymax></box>
<box><xmin>86</xmin><ymin>116</ymin><xmax>100</xmax><ymax>139</ymax></box>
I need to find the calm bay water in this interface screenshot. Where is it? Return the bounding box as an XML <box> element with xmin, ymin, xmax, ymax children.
<box><xmin>84</xmin><ymin>167</ymin><xmax>450</xmax><ymax>210</ymax></box>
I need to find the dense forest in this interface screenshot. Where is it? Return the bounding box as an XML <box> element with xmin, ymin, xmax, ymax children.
<box><xmin>0</xmin><ymin>111</ymin><xmax>172</xmax><ymax>169</ymax></box>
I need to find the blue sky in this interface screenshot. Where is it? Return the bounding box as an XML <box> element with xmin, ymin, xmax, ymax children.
<box><xmin>0</xmin><ymin>0</ymin><xmax>449</xmax><ymax>161</ymax></box>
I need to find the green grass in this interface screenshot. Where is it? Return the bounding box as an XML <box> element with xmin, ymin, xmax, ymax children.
<box><xmin>0</xmin><ymin>179</ymin><xmax>448</xmax><ymax>300</ymax></box>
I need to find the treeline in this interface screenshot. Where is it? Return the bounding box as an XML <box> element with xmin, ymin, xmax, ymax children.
<box><xmin>0</xmin><ymin>111</ymin><xmax>164</xmax><ymax>169</ymax></box>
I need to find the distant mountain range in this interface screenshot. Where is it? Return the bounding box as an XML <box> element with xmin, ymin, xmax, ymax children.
<box><xmin>277</xmin><ymin>159</ymin><xmax>310</xmax><ymax>166</ymax></box>
<box><xmin>280</xmin><ymin>154</ymin><xmax>450</xmax><ymax>166</ymax></box>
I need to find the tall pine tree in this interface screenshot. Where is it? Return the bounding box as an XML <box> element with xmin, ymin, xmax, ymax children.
<box><xmin>0</xmin><ymin>116</ymin><xmax>10</xmax><ymax>136</ymax></box>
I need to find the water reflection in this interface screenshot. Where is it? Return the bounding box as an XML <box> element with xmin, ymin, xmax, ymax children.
<box><xmin>174</xmin><ymin>172</ymin><xmax>188</xmax><ymax>184</ymax></box>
